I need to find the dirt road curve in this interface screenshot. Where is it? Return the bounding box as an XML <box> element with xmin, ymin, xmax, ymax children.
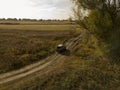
<box><xmin>0</xmin><ymin>30</ymin><xmax>86</xmax><ymax>85</ymax></box>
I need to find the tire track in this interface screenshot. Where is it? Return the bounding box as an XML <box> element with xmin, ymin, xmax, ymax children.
<box><xmin>0</xmin><ymin>54</ymin><xmax>62</xmax><ymax>85</ymax></box>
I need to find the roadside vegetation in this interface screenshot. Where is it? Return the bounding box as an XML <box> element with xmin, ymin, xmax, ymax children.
<box><xmin>73</xmin><ymin>0</ymin><xmax>120</xmax><ymax>63</ymax></box>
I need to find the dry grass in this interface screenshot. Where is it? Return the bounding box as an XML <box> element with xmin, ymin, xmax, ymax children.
<box><xmin>0</xmin><ymin>25</ymin><xmax>76</xmax><ymax>31</ymax></box>
<box><xmin>0</xmin><ymin>29</ymin><xmax>77</xmax><ymax>74</ymax></box>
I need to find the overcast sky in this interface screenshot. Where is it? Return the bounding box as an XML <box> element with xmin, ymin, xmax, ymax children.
<box><xmin>0</xmin><ymin>0</ymin><xmax>73</xmax><ymax>19</ymax></box>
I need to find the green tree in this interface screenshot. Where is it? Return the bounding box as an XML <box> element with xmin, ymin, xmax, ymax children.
<box><xmin>73</xmin><ymin>0</ymin><xmax>120</xmax><ymax>62</ymax></box>
<box><xmin>73</xmin><ymin>0</ymin><xmax>120</xmax><ymax>33</ymax></box>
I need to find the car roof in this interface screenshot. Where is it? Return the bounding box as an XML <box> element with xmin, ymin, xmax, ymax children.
<box><xmin>57</xmin><ymin>44</ymin><xmax>64</xmax><ymax>47</ymax></box>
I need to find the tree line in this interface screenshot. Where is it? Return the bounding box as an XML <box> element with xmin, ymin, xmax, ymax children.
<box><xmin>0</xmin><ymin>18</ymin><xmax>74</xmax><ymax>22</ymax></box>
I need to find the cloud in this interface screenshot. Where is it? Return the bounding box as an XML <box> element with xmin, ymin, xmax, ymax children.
<box><xmin>31</xmin><ymin>0</ymin><xmax>72</xmax><ymax>8</ymax></box>
<box><xmin>0</xmin><ymin>0</ymin><xmax>73</xmax><ymax>19</ymax></box>
<box><xmin>29</xmin><ymin>0</ymin><xmax>73</xmax><ymax>19</ymax></box>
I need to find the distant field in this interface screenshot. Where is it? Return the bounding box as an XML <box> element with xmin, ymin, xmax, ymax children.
<box><xmin>0</xmin><ymin>25</ymin><xmax>77</xmax><ymax>31</ymax></box>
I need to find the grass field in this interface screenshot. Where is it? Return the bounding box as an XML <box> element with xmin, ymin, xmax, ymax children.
<box><xmin>0</xmin><ymin>25</ymin><xmax>77</xmax><ymax>31</ymax></box>
<box><xmin>0</xmin><ymin>26</ymin><xmax>78</xmax><ymax>74</ymax></box>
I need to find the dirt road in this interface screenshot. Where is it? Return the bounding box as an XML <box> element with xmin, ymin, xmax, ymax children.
<box><xmin>0</xmin><ymin>30</ymin><xmax>86</xmax><ymax>85</ymax></box>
